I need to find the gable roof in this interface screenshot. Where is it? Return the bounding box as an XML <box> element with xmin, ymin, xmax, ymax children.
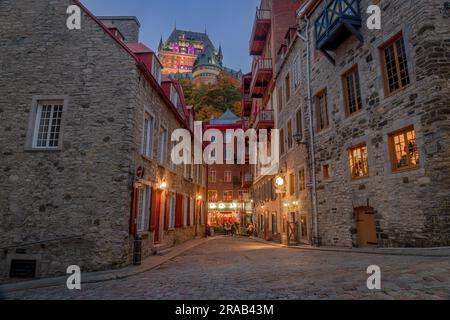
<box><xmin>209</xmin><ymin>109</ymin><xmax>241</xmax><ymax>125</ymax></box>
<box><xmin>72</xmin><ymin>0</ymin><xmax>188</xmax><ymax>129</ymax></box>
<box><xmin>166</xmin><ymin>29</ymin><xmax>215</xmax><ymax>49</ymax></box>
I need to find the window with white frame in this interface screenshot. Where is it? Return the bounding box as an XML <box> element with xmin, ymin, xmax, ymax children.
<box><xmin>169</xmin><ymin>192</ymin><xmax>176</xmax><ymax>229</ymax></box>
<box><xmin>32</xmin><ymin>101</ymin><xmax>64</xmax><ymax>149</ymax></box>
<box><xmin>137</xmin><ymin>186</ymin><xmax>151</xmax><ymax>232</ymax></box>
<box><xmin>159</xmin><ymin>126</ymin><xmax>168</xmax><ymax>166</ymax></box>
<box><xmin>224</xmin><ymin>171</ymin><xmax>232</xmax><ymax>183</ymax></box>
<box><xmin>142</xmin><ymin>112</ymin><xmax>155</xmax><ymax>158</ymax></box>
<box><xmin>209</xmin><ymin>170</ymin><xmax>216</xmax><ymax>183</ymax></box>
<box><xmin>170</xmin><ymin>140</ymin><xmax>177</xmax><ymax>171</ymax></box>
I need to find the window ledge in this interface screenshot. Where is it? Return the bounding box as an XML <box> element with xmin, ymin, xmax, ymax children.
<box><xmin>24</xmin><ymin>148</ymin><xmax>62</xmax><ymax>153</ymax></box>
<box><xmin>391</xmin><ymin>166</ymin><xmax>421</xmax><ymax>175</ymax></box>
<box><xmin>383</xmin><ymin>84</ymin><xmax>412</xmax><ymax>101</ymax></box>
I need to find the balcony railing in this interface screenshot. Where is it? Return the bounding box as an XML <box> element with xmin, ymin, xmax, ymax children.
<box><xmin>256</xmin><ymin>8</ymin><xmax>271</xmax><ymax>20</ymax></box>
<box><xmin>250</xmin><ymin>58</ymin><xmax>273</xmax><ymax>96</ymax></box>
<box><xmin>253</xmin><ymin>110</ymin><xmax>274</xmax><ymax>130</ymax></box>
<box><xmin>250</xmin><ymin>8</ymin><xmax>271</xmax><ymax>55</ymax></box>
<box><xmin>315</xmin><ymin>0</ymin><xmax>362</xmax><ymax>56</ymax></box>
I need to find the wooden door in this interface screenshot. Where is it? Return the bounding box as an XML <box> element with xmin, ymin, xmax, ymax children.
<box><xmin>355</xmin><ymin>208</ymin><xmax>378</xmax><ymax>247</ymax></box>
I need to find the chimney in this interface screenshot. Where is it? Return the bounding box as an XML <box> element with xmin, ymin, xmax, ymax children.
<box><xmin>98</xmin><ymin>16</ymin><xmax>141</xmax><ymax>43</ymax></box>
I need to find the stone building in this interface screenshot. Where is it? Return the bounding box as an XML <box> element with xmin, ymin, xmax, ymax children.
<box><xmin>0</xmin><ymin>0</ymin><xmax>207</xmax><ymax>279</ymax></box>
<box><xmin>269</xmin><ymin>0</ymin><xmax>449</xmax><ymax>248</ymax></box>
<box><xmin>158</xmin><ymin>28</ymin><xmax>242</xmax><ymax>85</ymax></box>
<box><xmin>273</xmin><ymin>26</ymin><xmax>313</xmax><ymax>245</ymax></box>
<box><xmin>242</xmin><ymin>0</ymin><xmax>303</xmax><ymax>243</ymax></box>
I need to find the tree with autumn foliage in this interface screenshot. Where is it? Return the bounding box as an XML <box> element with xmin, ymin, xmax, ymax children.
<box><xmin>178</xmin><ymin>72</ymin><xmax>242</xmax><ymax>122</ymax></box>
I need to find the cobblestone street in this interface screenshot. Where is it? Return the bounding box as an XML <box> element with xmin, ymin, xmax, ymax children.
<box><xmin>3</xmin><ymin>237</ymin><xmax>450</xmax><ymax>300</ymax></box>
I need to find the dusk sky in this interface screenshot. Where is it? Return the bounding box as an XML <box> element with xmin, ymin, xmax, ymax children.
<box><xmin>81</xmin><ymin>0</ymin><xmax>260</xmax><ymax>72</ymax></box>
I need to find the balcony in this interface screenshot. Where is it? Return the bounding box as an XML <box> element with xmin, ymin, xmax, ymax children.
<box><xmin>315</xmin><ymin>0</ymin><xmax>363</xmax><ymax>63</ymax></box>
<box><xmin>249</xmin><ymin>8</ymin><xmax>271</xmax><ymax>56</ymax></box>
<box><xmin>253</xmin><ymin>110</ymin><xmax>274</xmax><ymax>130</ymax></box>
<box><xmin>242</xmin><ymin>94</ymin><xmax>252</xmax><ymax>117</ymax></box>
<box><xmin>250</xmin><ymin>58</ymin><xmax>273</xmax><ymax>98</ymax></box>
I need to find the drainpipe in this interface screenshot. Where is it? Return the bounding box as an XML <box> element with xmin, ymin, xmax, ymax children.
<box><xmin>297</xmin><ymin>17</ymin><xmax>320</xmax><ymax>247</ymax></box>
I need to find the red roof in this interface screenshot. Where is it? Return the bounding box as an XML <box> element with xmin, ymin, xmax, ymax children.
<box><xmin>126</xmin><ymin>42</ymin><xmax>154</xmax><ymax>54</ymax></box>
<box><xmin>72</xmin><ymin>0</ymin><xmax>188</xmax><ymax>130</ymax></box>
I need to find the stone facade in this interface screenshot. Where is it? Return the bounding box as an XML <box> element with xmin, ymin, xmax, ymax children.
<box><xmin>98</xmin><ymin>16</ymin><xmax>141</xmax><ymax>43</ymax></box>
<box><xmin>273</xmin><ymin>0</ymin><xmax>450</xmax><ymax>248</ymax></box>
<box><xmin>274</xmin><ymin>35</ymin><xmax>313</xmax><ymax>245</ymax></box>
<box><xmin>0</xmin><ymin>0</ymin><xmax>206</xmax><ymax>279</ymax></box>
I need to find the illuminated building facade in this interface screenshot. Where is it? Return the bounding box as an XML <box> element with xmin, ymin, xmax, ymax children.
<box><xmin>158</xmin><ymin>28</ymin><xmax>242</xmax><ymax>85</ymax></box>
<box><xmin>206</xmin><ymin>110</ymin><xmax>253</xmax><ymax>230</ymax></box>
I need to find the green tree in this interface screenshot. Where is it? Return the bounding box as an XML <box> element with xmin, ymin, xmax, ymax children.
<box><xmin>179</xmin><ymin>72</ymin><xmax>242</xmax><ymax>122</ymax></box>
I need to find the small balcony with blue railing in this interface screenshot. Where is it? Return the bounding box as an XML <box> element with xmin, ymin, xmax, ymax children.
<box><xmin>314</xmin><ymin>0</ymin><xmax>363</xmax><ymax>64</ymax></box>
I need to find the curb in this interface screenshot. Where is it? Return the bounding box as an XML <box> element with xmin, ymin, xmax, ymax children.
<box><xmin>249</xmin><ymin>237</ymin><xmax>450</xmax><ymax>258</ymax></box>
<box><xmin>0</xmin><ymin>237</ymin><xmax>213</xmax><ymax>295</ymax></box>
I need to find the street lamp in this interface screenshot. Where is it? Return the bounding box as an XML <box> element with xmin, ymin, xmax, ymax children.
<box><xmin>275</xmin><ymin>176</ymin><xmax>285</xmax><ymax>187</ymax></box>
<box><xmin>159</xmin><ymin>179</ymin><xmax>167</xmax><ymax>190</ymax></box>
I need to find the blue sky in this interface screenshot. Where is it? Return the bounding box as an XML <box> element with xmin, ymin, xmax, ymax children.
<box><xmin>81</xmin><ymin>0</ymin><xmax>259</xmax><ymax>72</ymax></box>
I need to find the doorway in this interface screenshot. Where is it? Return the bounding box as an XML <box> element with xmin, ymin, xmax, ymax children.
<box><xmin>300</xmin><ymin>215</ymin><xmax>308</xmax><ymax>242</ymax></box>
<box><xmin>355</xmin><ymin>207</ymin><xmax>378</xmax><ymax>247</ymax></box>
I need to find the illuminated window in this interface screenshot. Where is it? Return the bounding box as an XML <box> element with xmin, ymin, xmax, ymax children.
<box><xmin>287</xmin><ymin>120</ymin><xmax>293</xmax><ymax>150</ymax></box>
<box><xmin>381</xmin><ymin>34</ymin><xmax>410</xmax><ymax>96</ymax></box>
<box><xmin>348</xmin><ymin>144</ymin><xmax>369</xmax><ymax>179</ymax></box>
<box><xmin>323</xmin><ymin>164</ymin><xmax>330</xmax><ymax>179</ymax></box>
<box><xmin>342</xmin><ymin>66</ymin><xmax>363</xmax><ymax>116</ymax></box>
<box><xmin>208</xmin><ymin>190</ymin><xmax>218</xmax><ymax>202</ymax></box>
<box><xmin>315</xmin><ymin>90</ymin><xmax>329</xmax><ymax>132</ymax></box>
<box><xmin>389</xmin><ymin>127</ymin><xmax>419</xmax><ymax>172</ymax></box>
<box><xmin>298</xmin><ymin>168</ymin><xmax>306</xmax><ymax>192</ymax></box>
<box><xmin>289</xmin><ymin>173</ymin><xmax>295</xmax><ymax>195</ymax></box>
<box><xmin>223</xmin><ymin>191</ymin><xmax>233</xmax><ymax>202</ymax></box>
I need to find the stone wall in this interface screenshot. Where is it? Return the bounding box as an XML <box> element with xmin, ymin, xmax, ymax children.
<box><xmin>0</xmin><ymin>0</ymin><xmax>139</xmax><ymax>277</ymax></box>
<box><xmin>293</xmin><ymin>0</ymin><xmax>450</xmax><ymax>247</ymax></box>
<box><xmin>130</xmin><ymin>74</ymin><xmax>207</xmax><ymax>257</ymax></box>
<box><xmin>0</xmin><ymin>0</ymin><xmax>207</xmax><ymax>278</ymax></box>
<box><xmin>98</xmin><ymin>16</ymin><xmax>141</xmax><ymax>43</ymax></box>
<box><xmin>275</xmin><ymin>38</ymin><xmax>313</xmax><ymax>245</ymax></box>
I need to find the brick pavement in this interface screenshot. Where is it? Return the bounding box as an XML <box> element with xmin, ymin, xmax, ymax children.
<box><xmin>2</xmin><ymin>237</ymin><xmax>449</xmax><ymax>300</ymax></box>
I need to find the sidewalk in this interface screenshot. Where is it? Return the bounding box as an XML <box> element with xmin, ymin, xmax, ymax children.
<box><xmin>0</xmin><ymin>237</ymin><xmax>212</xmax><ymax>295</ymax></box>
<box><xmin>249</xmin><ymin>237</ymin><xmax>450</xmax><ymax>257</ymax></box>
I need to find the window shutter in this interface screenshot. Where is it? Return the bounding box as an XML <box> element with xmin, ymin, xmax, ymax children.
<box><xmin>175</xmin><ymin>194</ymin><xmax>183</xmax><ymax>228</ymax></box>
<box><xmin>130</xmin><ymin>187</ymin><xmax>138</xmax><ymax>235</ymax></box>
<box><xmin>149</xmin><ymin>188</ymin><xmax>157</xmax><ymax>232</ymax></box>
<box><xmin>186</xmin><ymin>197</ymin><xmax>191</xmax><ymax>226</ymax></box>
<box><xmin>164</xmin><ymin>192</ymin><xmax>169</xmax><ymax>231</ymax></box>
